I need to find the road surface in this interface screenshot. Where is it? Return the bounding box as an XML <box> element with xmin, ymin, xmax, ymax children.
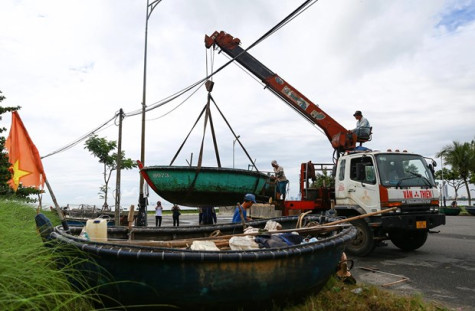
<box><xmin>351</xmin><ymin>215</ymin><xmax>475</xmax><ymax>310</ymax></box>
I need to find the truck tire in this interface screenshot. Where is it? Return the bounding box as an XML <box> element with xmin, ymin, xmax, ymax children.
<box><xmin>389</xmin><ymin>230</ymin><xmax>428</xmax><ymax>251</ymax></box>
<box><xmin>345</xmin><ymin>219</ymin><xmax>375</xmax><ymax>256</ymax></box>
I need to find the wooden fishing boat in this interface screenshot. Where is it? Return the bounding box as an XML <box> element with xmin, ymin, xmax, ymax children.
<box><xmin>64</xmin><ymin>214</ymin><xmax>116</xmax><ymax>227</ymax></box>
<box><xmin>465</xmin><ymin>206</ymin><xmax>475</xmax><ymax>216</ymax></box>
<box><xmin>37</xmin><ymin>214</ymin><xmax>356</xmax><ymax>310</ymax></box>
<box><xmin>61</xmin><ymin>204</ymin><xmax>139</xmax><ymax>225</ymax></box>
<box><xmin>140</xmin><ymin>165</ymin><xmax>271</xmax><ymax>207</ymax></box>
<box><xmin>440</xmin><ymin>206</ymin><xmax>461</xmax><ymax>216</ymax></box>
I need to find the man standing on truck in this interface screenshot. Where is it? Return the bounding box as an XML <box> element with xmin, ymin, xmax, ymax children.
<box><xmin>271</xmin><ymin>160</ymin><xmax>289</xmax><ymax>200</ymax></box>
<box><xmin>351</xmin><ymin>110</ymin><xmax>371</xmax><ymax>139</ymax></box>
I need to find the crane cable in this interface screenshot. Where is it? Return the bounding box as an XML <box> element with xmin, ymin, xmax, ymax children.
<box><xmin>41</xmin><ymin>0</ymin><xmax>318</xmax><ymax>159</ymax></box>
<box><xmin>133</xmin><ymin>0</ymin><xmax>318</xmax><ymax>117</ymax></box>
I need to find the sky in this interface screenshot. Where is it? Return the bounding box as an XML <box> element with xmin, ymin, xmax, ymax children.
<box><xmin>1</xmin><ymin>0</ymin><xmax>474</xmax><ymax>210</ymax></box>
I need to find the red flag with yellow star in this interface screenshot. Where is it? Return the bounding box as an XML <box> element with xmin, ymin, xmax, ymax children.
<box><xmin>5</xmin><ymin>111</ymin><xmax>45</xmax><ymax>191</ymax></box>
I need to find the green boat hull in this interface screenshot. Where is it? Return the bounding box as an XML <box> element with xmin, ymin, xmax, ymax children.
<box><xmin>440</xmin><ymin>207</ymin><xmax>461</xmax><ymax>216</ymax></box>
<box><xmin>140</xmin><ymin>166</ymin><xmax>270</xmax><ymax>206</ymax></box>
<box><xmin>466</xmin><ymin>207</ymin><xmax>475</xmax><ymax>216</ymax></box>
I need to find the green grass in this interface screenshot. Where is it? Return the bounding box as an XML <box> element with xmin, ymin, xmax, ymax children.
<box><xmin>286</xmin><ymin>276</ymin><xmax>449</xmax><ymax>311</ymax></box>
<box><xmin>0</xmin><ymin>199</ymin><xmax>451</xmax><ymax>310</ymax></box>
<box><xmin>0</xmin><ymin>199</ymin><xmax>97</xmax><ymax>310</ymax></box>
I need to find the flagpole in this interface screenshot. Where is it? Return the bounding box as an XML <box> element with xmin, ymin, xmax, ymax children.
<box><xmin>44</xmin><ymin>177</ymin><xmax>69</xmax><ymax>231</ymax></box>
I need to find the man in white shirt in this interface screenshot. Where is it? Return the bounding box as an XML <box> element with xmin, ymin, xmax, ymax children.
<box><xmin>351</xmin><ymin>110</ymin><xmax>371</xmax><ymax>139</ymax></box>
<box><xmin>271</xmin><ymin>160</ymin><xmax>289</xmax><ymax>200</ymax></box>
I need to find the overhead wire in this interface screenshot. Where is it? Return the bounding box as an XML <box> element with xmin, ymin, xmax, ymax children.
<box><xmin>146</xmin><ymin>81</ymin><xmax>206</xmax><ymax>121</ymax></box>
<box><xmin>139</xmin><ymin>0</ymin><xmax>318</xmax><ymax>115</ymax></box>
<box><xmin>41</xmin><ymin>0</ymin><xmax>318</xmax><ymax>159</ymax></box>
<box><xmin>41</xmin><ymin>114</ymin><xmax>118</xmax><ymax>159</ymax></box>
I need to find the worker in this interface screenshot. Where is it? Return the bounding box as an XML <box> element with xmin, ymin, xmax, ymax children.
<box><xmin>202</xmin><ymin>206</ymin><xmax>217</xmax><ymax>225</ymax></box>
<box><xmin>441</xmin><ymin>181</ymin><xmax>448</xmax><ymax>207</ymax></box>
<box><xmin>271</xmin><ymin>160</ymin><xmax>289</xmax><ymax>200</ymax></box>
<box><xmin>172</xmin><ymin>204</ymin><xmax>181</xmax><ymax>227</ymax></box>
<box><xmin>155</xmin><ymin>201</ymin><xmax>163</xmax><ymax>227</ymax></box>
<box><xmin>232</xmin><ymin>193</ymin><xmax>256</xmax><ymax>223</ymax></box>
<box><xmin>351</xmin><ymin>110</ymin><xmax>371</xmax><ymax>139</ymax></box>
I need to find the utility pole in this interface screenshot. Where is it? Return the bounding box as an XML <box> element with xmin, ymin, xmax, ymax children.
<box><xmin>115</xmin><ymin>109</ymin><xmax>124</xmax><ymax>224</ymax></box>
<box><xmin>137</xmin><ymin>0</ymin><xmax>163</xmax><ymax>226</ymax></box>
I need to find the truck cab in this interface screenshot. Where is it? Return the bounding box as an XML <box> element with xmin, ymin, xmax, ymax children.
<box><xmin>334</xmin><ymin>149</ymin><xmax>445</xmax><ymax>256</ymax></box>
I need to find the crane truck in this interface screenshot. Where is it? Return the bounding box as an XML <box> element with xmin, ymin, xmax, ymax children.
<box><xmin>205</xmin><ymin>31</ymin><xmax>445</xmax><ymax>256</ymax></box>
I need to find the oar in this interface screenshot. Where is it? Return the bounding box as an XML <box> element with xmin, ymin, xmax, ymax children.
<box><xmin>321</xmin><ymin>207</ymin><xmax>397</xmax><ymax>226</ymax></box>
<box><xmin>109</xmin><ymin>224</ymin><xmax>348</xmax><ymax>248</ymax></box>
<box><xmin>110</xmin><ymin>207</ymin><xmax>397</xmax><ymax>248</ymax></box>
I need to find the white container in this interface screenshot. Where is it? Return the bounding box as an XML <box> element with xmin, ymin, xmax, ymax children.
<box><xmin>85</xmin><ymin>218</ymin><xmax>108</xmax><ymax>242</ymax></box>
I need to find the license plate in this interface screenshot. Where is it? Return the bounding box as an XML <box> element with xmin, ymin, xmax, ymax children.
<box><xmin>416</xmin><ymin>221</ymin><xmax>427</xmax><ymax>229</ymax></box>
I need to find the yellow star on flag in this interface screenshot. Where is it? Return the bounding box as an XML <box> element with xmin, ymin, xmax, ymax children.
<box><xmin>5</xmin><ymin>111</ymin><xmax>46</xmax><ymax>191</ymax></box>
<box><xmin>11</xmin><ymin>159</ymin><xmax>32</xmax><ymax>189</ymax></box>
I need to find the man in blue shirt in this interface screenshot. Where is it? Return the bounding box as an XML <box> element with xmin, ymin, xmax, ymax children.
<box><xmin>232</xmin><ymin>193</ymin><xmax>256</xmax><ymax>223</ymax></box>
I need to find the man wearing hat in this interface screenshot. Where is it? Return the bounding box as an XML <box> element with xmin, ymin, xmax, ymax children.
<box><xmin>271</xmin><ymin>160</ymin><xmax>288</xmax><ymax>200</ymax></box>
<box><xmin>351</xmin><ymin>110</ymin><xmax>371</xmax><ymax>139</ymax></box>
<box><xmin>232</xmin><ymin>193</ymin><xmax>256</xmax><ymax>223</ymax></box>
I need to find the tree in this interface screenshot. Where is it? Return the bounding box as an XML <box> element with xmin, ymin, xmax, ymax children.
<box><xmin>437</xmin><ymin>141</ymin><xmax>475</xmax><ymax>205</ymax></box>
<box><xmin>470</xmin><ymin>139</ymin><xmax>475</xmax><ymax>185</ymax></box>
<box><xmin>434</xmin><ymin>168</ymin><xmax>464</xmax><ymax>201</ymax></box>
<box><xmin>0</xmin><ymin>92</ymin><xmax>19</xmax><ymax>194</ymax></box>
<box><xmin>84</xmin><ymin>135</ymin><xmax>137</xmax><ymax>209</ymax></box>
<box><xmin>311</xmin><ymin>169</ymin><xmax>335</xmax><ymax>188</ymax></box>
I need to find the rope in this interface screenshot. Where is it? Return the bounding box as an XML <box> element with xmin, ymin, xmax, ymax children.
<box><xmin>209</xmin><ymin>230</ymin><xmax>222</xmax><ymax>237</ymax></box>
<box><xmin>146</xmin><ymin>81</ymin><xmax>206</xmax><ymax>121</ymax></box>
<box><xmin>208</xmin><ymin>95</ymin><xmax>261</xmax><ymax>173</ymax></box>
<box><xmin>296</xmin><ymin>210</ymin><xmax>313</xmax><ymax>228</ymax></box>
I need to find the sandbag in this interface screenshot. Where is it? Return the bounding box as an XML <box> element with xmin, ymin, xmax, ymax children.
<box><xmin>264</xmin><ymin>220</ymin><xmax>282</xmax><ymax>231</ymax></box>
<box><xmin>190</xmin><ymin>240</ymin><xmax>220</xmax><ymax>251</ymax></box>
<box><xmin>229</xmin><ymin>236</ymin><xmax>259</xmax><ymax>250</ymax></box>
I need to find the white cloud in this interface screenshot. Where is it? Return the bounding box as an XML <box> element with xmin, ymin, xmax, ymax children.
<box><xmin>1</xmin><ymin>0</ymin><xmax>474</xmax><ymax>208</ymax></box>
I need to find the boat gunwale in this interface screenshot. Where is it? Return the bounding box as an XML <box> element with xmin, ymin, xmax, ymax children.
<box><xmin>141</xmin><ymin>165</ymin><xmax>271</xmax><ymax>177</ymax></box>
<box><xmin>51</xmin><ymin>225</ymin><xmax>356</xmax><ymax>262</ymax></box>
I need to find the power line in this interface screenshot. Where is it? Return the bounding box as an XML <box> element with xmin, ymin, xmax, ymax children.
<box><xmin>41</xmin><ymin>114</ymin><xmax>118</xmax><ymax>159</ymax></box>
<box><xmin>40</xmin><ymin>0</ymin><xmax>318</xmax><ymax>159</ymax></box>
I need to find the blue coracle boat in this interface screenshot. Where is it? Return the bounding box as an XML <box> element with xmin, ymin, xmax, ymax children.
<box><xmin>37</xmin><ymin>214</ymin><xmax>356</xmax><ymax>310</ymax></box>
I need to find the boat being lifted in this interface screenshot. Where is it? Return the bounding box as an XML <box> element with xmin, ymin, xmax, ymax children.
<box><xmin>140</xmin><ymin>164</ymin><xmax>270</xmax><ymax>207</ymax></box>
<box><xmin>139</xmin><ymin>84</ymin><xmax>272</xmax><ymax>207</ymax></box>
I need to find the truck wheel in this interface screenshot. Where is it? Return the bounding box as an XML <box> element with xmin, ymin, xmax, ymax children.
<box><xmin>346</xmin><ymin>219</ymin><xmax>375</xmax><ymax>256</ymax></box>
<box><xmin>389</xmin><ymin>230</ymin><xmax>428</xmax><ymax>251</ymax></box>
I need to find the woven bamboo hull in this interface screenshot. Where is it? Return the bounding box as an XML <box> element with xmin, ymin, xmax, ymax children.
<box><xmin>43</xmin><ymin>215</ymin><xmax>356</xmax><ymax>310</ymax></box>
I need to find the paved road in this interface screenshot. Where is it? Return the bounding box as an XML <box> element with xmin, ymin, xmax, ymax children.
<box><xmin>147</xmin><ymin>213</ymin><xmax>475</xmax><ymax>309</ymax></box>
<box><xmin>351</xmin><ymin>215</ymin><xmax>475</xmax><ymax>310</ymax></box>
<box><xmin>146</xmin><ymin>213</ymin><xmax>232</xmax><ymax>227</ymax></box>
